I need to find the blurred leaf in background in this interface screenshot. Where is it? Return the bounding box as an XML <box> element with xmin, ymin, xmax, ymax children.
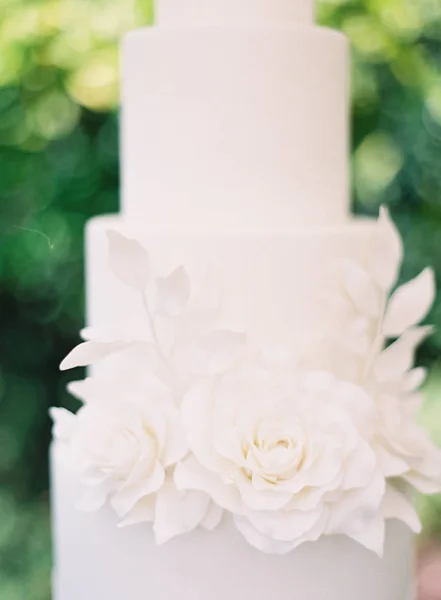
<box><xmin>0</xmin><ymin>0</ymin><xmax>441</xmax><ymax>598</ymax></box>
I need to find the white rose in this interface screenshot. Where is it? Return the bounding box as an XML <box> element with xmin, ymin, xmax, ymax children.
<box><xmin>175</xmin><ymin>369</ymin><xmax>387</xmax><ymax>555</ymax></box>
<box><xmin>51</xmin><ymin>376</ymin><xmax>222</xmax><ymax>544</ymax></box>
<box><xmin>373</xmin><ymin>391</ymin><xmax>441</xmax><ymax>495</ymax></box>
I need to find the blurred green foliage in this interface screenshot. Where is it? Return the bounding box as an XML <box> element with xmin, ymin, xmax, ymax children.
<box><xmin>0</xmin><ymin>0</ymin><xmax>441</xmax><ymax>598</ymax></box>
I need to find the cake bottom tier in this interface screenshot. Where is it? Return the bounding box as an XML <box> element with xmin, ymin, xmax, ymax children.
<box><xmin>51</xmin><ymin>442</ymin><xmax>415</xmax><ymax>600</ymax></box>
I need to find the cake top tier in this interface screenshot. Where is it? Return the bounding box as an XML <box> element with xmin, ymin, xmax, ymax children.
<box><xmin>156</xmin><ymin>0</ymin><xmax>315</xmax><ymax>26</ymax></box>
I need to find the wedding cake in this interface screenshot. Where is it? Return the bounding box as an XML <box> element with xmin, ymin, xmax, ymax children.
<box><xmin>50</xmin><ymin>1</ymin><xmax>441</xmax><ymax>599</ymax></box>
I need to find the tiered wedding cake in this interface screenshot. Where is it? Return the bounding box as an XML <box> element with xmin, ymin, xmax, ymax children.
<box><xmin>50</xmin><ymin>1</ymin><xmax>441</xmax><ymax>599</ymax></box>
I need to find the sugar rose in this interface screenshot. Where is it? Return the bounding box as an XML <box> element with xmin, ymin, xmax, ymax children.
<box><xmin>176</xmin><ymin>369</ymin><xmax>387</xmax><ymax>555</ymax></box>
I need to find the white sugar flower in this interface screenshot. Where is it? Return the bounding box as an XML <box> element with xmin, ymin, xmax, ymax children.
<box><xmin>51</xmin><ymin>376</ymin><xmax>222</xmax><ymax>544</ymax></box>
<box><xmin>176</xmin><ymin>369</ymin><xmax>388</xmax><ymax>555</ymax></box>
<box><xmin>327</xmin><ymin>207</ymin><xmax>441</xmax><ymax>497</ymax></box>
<box><xmin>59</xmin><ymin>230</ymin><xmax>246</xmax><ymax>398</ymax></box>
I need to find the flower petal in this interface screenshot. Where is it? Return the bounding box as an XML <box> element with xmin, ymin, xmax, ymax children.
<box><xmin>381</xmin><ymin>484</ymin><xmax>421</xmax><ymax>533</ymax></box>
<box><xmin>118</xmin><ymin>495</ymin><xmax>156</xmax><ymax>527</ymax></box>
<box><xmin>347</xmin><ymin>515</ymin><xmax>385</xmax><ymax>557</ymax></box>
<box><xmin>77</xmin><ymin>485</ymin><xmax>111</xmax><ymax>512</ymax></box>
<box><xmin>368</xmin><ymin>206</ymin><xmax>403</xmax><ymax>292</ymax></box>
<box><xmin>245</xmin><ymin>507</ymin><xmax>323</xmax><ymax>543</ymax></box>
<box><xmin>200</xmin><ymin>502</ymin><xmax>224</xmax><ymax>531</ymax></box>
<box><xmin>383</xmin><ymin>268</ymin><xmax>435</xmax><ymax>338</ymax></box>
<box><xmin>327</xmin><ymin>471</ymin><xmax>385</xmax><ymax>536</ymax></box>
<box><xmin>182</xmin><ymin>381</ymin><xmax>232</xmax><ymax>474</ymax></box>
<box><xmin>154</xmin><ymin>483</ymin><xmax>210</xmax><ymax>545</ymax></box>
<box><xmin>111</xmin><ymin>462</ymin><xmax>165</xmax><ymax>518</ymax></box>
<box><xmin>374</xmin><ymin>444</ymin><xmax>409</xmax><ymax>478</ymax></box>
<box><xmin>404</xmin><ymin>471</ymin><xmax>441</xmax><ymax>495</ymax></box>
<box><xmin>106</xmin><ymin>230</ymin><xmax>150</xmax><ymax>289</ymax></box>
<box><xmin>154</xmin><ymin>266</ymin><xmax>191</xmax><ymax>317</ymax></box>
<box><xmin>161</xmin><ymin>407</ymin><xmax>188</xmax><ymax>467</ymax></box>
<box><xmin>60</xmin><ymin>340</ymin><xmax>132</xmax><ymax>371</ymax></box>
<box><xmin>174</xmin><ymin>455</ymin><xmax>242</xmax><ymax>513</ymax></box>
<box><xmin>234</xmin><ymin>516</ymin><xmax>298</xmax><ymax>554</ymax></box>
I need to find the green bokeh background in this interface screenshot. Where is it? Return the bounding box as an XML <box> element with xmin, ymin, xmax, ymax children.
<box><xmin>1</xmin><ymin>0</ymin><xmax>441</xmax><ymax>598</ymax></box>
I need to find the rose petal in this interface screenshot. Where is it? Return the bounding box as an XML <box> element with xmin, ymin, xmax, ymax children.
<box><xmin>381</xmin><ymin>484</ymin><xmax>421</xmax><ymax>533</ymax></box>
<box><xmin>245</xmin><ymin>507</ymin><xmax>323</xmax><ymax>543</ymax></box>
<box><xmin>234</xmin><ymin>516</ymin><xmax>299</xmax><ymax>554</ymax></box>
<box><xmin>154</xmin><ymin>483</ymin><xmax>210</xmax><ymax>545</ymax></box>
<box><xmin>182</xmin><ymin>381</ymin><xmax>232</xmax><ymax>474</ymax></box>
<box><xmin>404</xmin><ymin>471</ymin><xmax>441</xmax><ymax>495</ymax></box>
<box><xmin>111</xmin><ymin>461</ymin><xmax>165</xmax><ymax>518</ymax></box>
<box><xmin>200</xmin><ymin>502</ymin><xmax>224</xmax><ymax>531</ymax></box>
<box><xmin>106</xmin><ymin>230</ymin><xmax>150</xmax><ymax>289</ymax></box>
<box><xmin>161</xmin><ymin>406</ymin><xmax>188</xmax><ymax>467</ymax></box>
<box><xmin>174</xmin><ymin>456</ymin><xmax>242</xmax><ymax>513</ymax></box>
<box><xmin>347</xmin><ymin>516</ymin><xmax>385</xmax><ymax>557</ymax></box>
<box><xmin>374</xmin><ymin>444</ymin><xmax>410</xmax><ymax>478</ymax></box>
<box><xmin>118</xmin><ymin>495</ymin><xmax>156</xmax><ymax>527</ymax></box>
<box><xmin>77</xmin><ymin>484</ymin><xmax>111</xmax><ymax>512</ymax></box>
<box><xmin>383</xmin><ymin>268</ymin><xmax>435</xmax><ymax>338</ymax></box>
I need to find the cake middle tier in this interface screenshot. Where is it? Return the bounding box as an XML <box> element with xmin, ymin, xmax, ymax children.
<box><xmin>86</xmin><ymin>217</ymin><xmax>376</xmax><ymax>369</ymax></box>
<box><xmin>122</xmin><ymin>26</ymin><xmax>349</xmax><ymax>229</ymax></box>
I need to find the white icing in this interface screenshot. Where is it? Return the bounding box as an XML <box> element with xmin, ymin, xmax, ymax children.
<box><xmin>156</xmin><ymin>0</ymin><xmax>315</xmax><ymax>26</ymax></box>
<box><xmin>51</xmin><ymin>442</ymin><xmax>414</xmax><ymax>600</ymax></box>
<box><xmin>85</xmin><ymin>217</ymin><xmax>376</xmax><ymax>354</ymax></box>
<box><xmin>122</xmin><ymin>26</ymin><xmax>349</xmax><ymax>227</ymax></box>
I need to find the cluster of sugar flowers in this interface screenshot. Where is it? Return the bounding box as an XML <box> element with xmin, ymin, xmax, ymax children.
<box><xmin>51</xmin><ymin>209</ymin><xmax>441</xmax><ymax>555</ymax></box>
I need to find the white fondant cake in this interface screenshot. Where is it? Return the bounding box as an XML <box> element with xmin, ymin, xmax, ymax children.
<box><xmin>50</xmin><ymin>1</ymin><xmax>441</xmax><ymax>599</ymax></box>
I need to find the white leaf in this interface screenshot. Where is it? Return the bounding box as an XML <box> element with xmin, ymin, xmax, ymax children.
<box><xmin>60</xmin><ymin>340</ymin><xmax>132</xmax><ymax>371</ymax></box>
<box><xmin>383</xmin><ymin>268</ymin><xmax>435</xmax><ymax>337</ymax></box>
<box><xmin>400</xmin><ymin>367</ymin><xmax>427</xmax><ymax>393</ymax></box>
<box><xmin>368</xmin><ymin>207</ymin><xmax>403</xmax><ymax>291</ymax></box>
<box><xmin>155</xmin><ymin>266</ymin><xmax>191</xmax><ymax>318</ymax></box>
<box><xmin>373</xmin><ymin>327</ymin><xmax>432</xmax><ymax>382</ymax></box>
<box><xmin>176</xmin><ymin>330</ymin><xmax>246</xmax><ymax>375</ymax></box>
<box><xmin>381</xmin><ymin>484</ymin><xmax>421</xmax><ymax>533</ymax></box>
<box><xmin>106</xmin><ymin>230</ymin><xmax>150</xmax><ymax>290</ymax></box>
<box><xmin>340</xmin><ymin>259</ymin><xmax>381</xmax><ymax>318</ymax></box>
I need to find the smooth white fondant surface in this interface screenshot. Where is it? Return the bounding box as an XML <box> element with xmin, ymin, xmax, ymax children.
<box><xmin>122</xmin><ymin>26</ymin><xmax>349</xmax><ymax>226</ymax></box>
<box><xmin>156</xmin><ymin>0</ymin><xmax>314</xmax><ymax>26</ymax></box>
<box><xmin>51</xmin><ymin>442</ymin><xmax>415</xmax><ymax>600</ymax></box>
<box><xmin>86</xmin><ymin>216</ymin><xmax>378</xmax><ymax>362</ymax></box>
